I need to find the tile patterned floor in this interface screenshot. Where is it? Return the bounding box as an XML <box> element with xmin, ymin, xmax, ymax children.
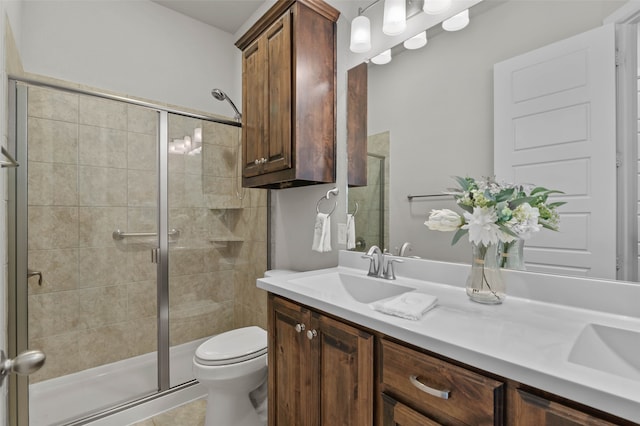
<box><xmin>131</xmin><ymin>398</ymin><xmax>207</xmax><ymax>426</ymax></box>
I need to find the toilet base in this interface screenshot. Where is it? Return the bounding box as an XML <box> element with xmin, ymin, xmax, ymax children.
<box><xmin>204</xmin><ymin>389</ymin><xmax>264</xmax><ymax>426</ymax></box>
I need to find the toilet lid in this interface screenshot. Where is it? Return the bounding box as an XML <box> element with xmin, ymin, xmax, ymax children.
<box><xmin>195</xmin><ymin>326</ymin><xmax>267</xmax><ymax>366</ymax></box>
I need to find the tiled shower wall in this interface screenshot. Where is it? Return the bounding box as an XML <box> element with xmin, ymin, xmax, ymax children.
<box><xmin>26</xmin><ymin>86</ymin><xmax>267</xmax><ymax>382</ymax></box>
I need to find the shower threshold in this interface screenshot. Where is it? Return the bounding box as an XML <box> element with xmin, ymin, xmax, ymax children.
<box><xmin>29</xmin><ymin>338</ymin><xmax>207</xmax><ymax>426</ymax></box>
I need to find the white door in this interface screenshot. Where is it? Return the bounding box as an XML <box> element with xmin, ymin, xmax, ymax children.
<box><xmin>494</xmin><ymin>24</ymin><xmax>617</xmax><ymax>279</ymax></box>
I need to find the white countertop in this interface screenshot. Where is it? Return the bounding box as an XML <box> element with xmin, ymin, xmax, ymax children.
<box><xmin>258</xmin><ymin>251</ymin><xmax>640</xmax><ymax>423</ymax></box>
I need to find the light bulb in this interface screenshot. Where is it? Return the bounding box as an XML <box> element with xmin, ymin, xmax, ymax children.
<box><xmin>382</xmin><ymin>0</ymin><xmax>406</xmax><ymax>36</ymax></box>
<box><xmin>350</xmin><ymin>15</ymin><xmax>371</xmax><ymax>53</ymax></box>
<box><xmin>423</xmin><ymin>0</ymin><xmax>452</xmax><ymax>15</ymax></box>
<box><xmin>403</xmin><ymin>31</ymin><xmax>427</xmax><ymax>50</ymax></box>
<box><xmin>371</xmin><ymin>49</ymin><xmax>392</xmax><ymax>65</ymax></box>
<box><xmin>442</xmin><ymin>9</ymin><xmax>469</xmax><ymax>31</ymax></box>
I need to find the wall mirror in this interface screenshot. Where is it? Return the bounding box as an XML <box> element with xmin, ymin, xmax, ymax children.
<box><xmin>345</xmin><ymin>0</ymin><xmax>633</xmax><ymax>280</ymax></box>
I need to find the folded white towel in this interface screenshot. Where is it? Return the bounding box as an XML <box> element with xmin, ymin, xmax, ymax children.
<box><xmin>346</xmin><ymin>213</ymin><xmax>356</xmax><ymax>250</ymax></box>
<box><xmin>312</xmin><ymin>213</ymin><xmax>332</xmax><ymax>253</ymax></box>
<box><xmin>370</xmin><ymin>292</ymin><xmax>438</xmax><ymax>321</ymax></box>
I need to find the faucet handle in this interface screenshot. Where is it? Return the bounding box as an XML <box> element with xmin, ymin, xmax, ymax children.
<box><xmin>383</xmin><ymin>257</ymin><xmax>404</xmax><ymax>280</ymax></box>
<box><xmin>361</xmin><ymin>254</ymin><xmax>378</xmax><ymax>277</ymax></box>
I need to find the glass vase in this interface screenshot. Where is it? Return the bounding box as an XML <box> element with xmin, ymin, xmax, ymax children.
<box><xmin>499</xmin><ymin>239</ymin><xmax>526</xmax><ymax>271</ymax></box>
<box><xmin>465</xmin><ymin>242</ymin><xmax>506</xmax><ymax>304</ymax></box>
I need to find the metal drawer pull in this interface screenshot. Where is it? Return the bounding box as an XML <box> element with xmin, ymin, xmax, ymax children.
<box><xmin>409</xmin><ymin>375</ymin><xmax>450</xmax><ymax>400</ymax></box>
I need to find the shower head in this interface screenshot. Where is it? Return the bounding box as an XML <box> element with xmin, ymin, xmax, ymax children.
<box><xmin>211</xmin><ymin>88</ymin><xmax>242</xmax><ymax>121</ymax></box>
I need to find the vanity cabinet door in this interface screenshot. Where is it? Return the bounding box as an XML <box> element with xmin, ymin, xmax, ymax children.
<box><xmin>269</xmin><ymin>295</ymin><xmax>315</xmax><ymax>426</ymax></box>
<box><xmin>309</xmin><ymin>311</ymin><xmax>373</xmax><ymax>426</ymax></box>
<box><xmin>512</xmin><ymin>389</ymin><xmax>622</xmax><ymax>426</ymax></box>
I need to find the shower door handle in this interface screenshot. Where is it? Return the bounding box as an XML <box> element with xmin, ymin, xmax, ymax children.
<box><xmin>27</xmin><ymin>269</ymin><xmax>43</xmax><ymax>286</ymax></box>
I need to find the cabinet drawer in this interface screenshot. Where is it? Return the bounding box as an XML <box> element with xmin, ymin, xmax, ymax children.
<box><xmin>381</xmin><ymin>339</ymin><xmax>504</xmax><ymax>425</ymax></box>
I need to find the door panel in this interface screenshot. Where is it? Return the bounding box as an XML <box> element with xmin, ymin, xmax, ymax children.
<box><xmin>494</xmin><ymin>24</ymin><xmax>617</xmax><ymax>278</ymax></box>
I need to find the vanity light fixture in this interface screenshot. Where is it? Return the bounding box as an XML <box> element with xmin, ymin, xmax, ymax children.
<box><xmin>442</xmin><ymin>8</ymin><xmax>469</xmax><ymax>31</ymax></box>
<box><xmin>350</xmin><ymin>14</ymin><xmax>372</xmax><ymax>53</ymax></box>
<box><xmin>382</xmin><ymin>0</ymin><xmax>407</xmax><ymax>36</ymax></box>
<box><xmin>349</xmin><ymin>0</ymin><xmax>381</xmax><ymax>53</ymax></box>
<box><xmin>371</xmin><ymin>49</ymin><xmax>392</xmax><ymax>65</ymax></box>
<box><xmin>423</xmin><ymin>0</ymin><xmax>452</xmax><ymax>14</ymax></box>
<box><xmin>403</xmin><ymin>31</ymin><xmax>427</xmax><ymax>49</ymax></box>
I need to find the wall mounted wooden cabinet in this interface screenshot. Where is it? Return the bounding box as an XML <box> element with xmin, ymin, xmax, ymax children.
<box><xmin>235</xmin><ymin>0</ymin><xmax>339</xmax><ymax>189</ymax></box>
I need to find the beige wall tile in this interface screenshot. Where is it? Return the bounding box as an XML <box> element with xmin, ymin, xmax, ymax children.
<box><xmin>79</xmin><ymin>207</ymin><xmax>127</xmax><ymax>248</ymax></box>
<box><xmin>127</xmin><ymin>105</ymin><xmax>158</xmax><ymax>135</ymax></box>
<box><xmin>127</xmin><ymin>280</ymin><xmax>157</xmax><ymax>321</ymax></box>
<box><xmin>78</xmin><ymin>246</ymin><xmax>129</xmax><ymax>288</ymax></box>
<box><xmin>78</xmin><ymin>125</ymin><xmax>127</xmax><ymax>168</ymax></box>
<box><xmin>128</xmin><ymin>170</ymin><xmax>157</xmax><ymax>207</ymax></box>
<box><xmin>78</xmin><ymin>285</ymin><xmax>128</xmax><ymax>329</ymax></box>
<box><xmin>125</xmin><ymin>248</ymin><xmax>157</xmax><ymax>283</ymax></box>
<box><xmin>128</xmin><ymin>131</ymin><xmax>156</xmax><ymax>171</ymax></box>
<box><xmin>169</xmin><ymin>300</ymin><xmax>233</xmax><ymax>346</ymax></box>
<box><xmin>202</xmin><ymin>142</ymin><xmax>235</xmax><ymax>178</ymax></box>
<box><xmin>28</xmin><ymin>206</ymin><xmax>78</xmax><ymax>250</ymax></box>
<box><xmin>27</xmin><ymin>117</ymin><xmax>78</xmax><ymax>164</ymax></box>
<box><xmin>28</xmin><ymin>86</ymin><xmax>78</xmax><ymax>123</ymax></box>
<box><xmin>29</xmin><ymin>290</ymin><xmax>80</xmax><ymax>339</ymax></box>
<box><xmin>79</xmin><ymin>166</ymin><xmax>127</xmax><ymax>206</ymax></box>
<box><xmin>76</xmin><ymin>323</ymin><xmax>132</xmax><ymax>370</ymax></box>
<box><xmin>28</xmin><ymin>162</ymin><xmax>78</xmax><ymax>206</ymax></box>
<box><xmin>202</xmin><ymin>121</ymin><xmax>238</xmax><ymax>148</ymax></box>
<box><xmin>79</xmin><ymin>95</ymin><xmax>127</xmax><ymax>131</ymax></box>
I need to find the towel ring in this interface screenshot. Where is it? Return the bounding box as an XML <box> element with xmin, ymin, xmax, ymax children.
<box><xmin>316</xmin><ymin>197</ymin><xmax>337</xmax><ymax>216</ymax></box>
<box><xmin>316</xmin><ymin>187</ymin><xmax>339</xmax><ymax>216</ymax></box>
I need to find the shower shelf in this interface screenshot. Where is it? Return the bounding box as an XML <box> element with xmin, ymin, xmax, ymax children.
<box><xmin>210</xmin><ymin>236</ymin><xmax>244</xmax><ymax>249</ymax></box>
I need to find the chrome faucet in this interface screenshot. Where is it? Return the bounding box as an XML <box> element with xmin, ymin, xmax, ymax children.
<box><xmin>362</xmin><ymin>245</ymin><xmax>383</xmax><ymax>277</ymax></box>
<box><xmin>362</xmin><ymin>245</ymin><xmax>404</xmax><ymax>280</ymax></box>
<box><xmin>399</xmin><ymin>242</ymin><xmax>412</xmax><ymax>257</ymax></box>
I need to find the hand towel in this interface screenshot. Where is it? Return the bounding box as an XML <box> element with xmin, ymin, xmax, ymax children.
<box><xmin>370</xmin><ymin>292</ymin><xmax>438</xmax><ymax>321</ymax></box>
<box><xmin>312</xmin><ymin>213</ymin><xmax>332</xmax><ymax>253</ymax></box>
<box><xmin>346</xmin><ymin>213</ymin><xmax>356</xmax><ymax>250</ymax></box>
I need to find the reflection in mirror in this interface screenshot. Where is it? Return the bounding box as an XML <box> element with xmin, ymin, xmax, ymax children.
<box><xmin>348</xmin><ymin>132</ymin><xmax>390</xmax><ymax>252</ymax></box>
<box><xmin>346</xmin><ymin>0</ymin><xmax>629</xmax><ymax>280</ymax></box>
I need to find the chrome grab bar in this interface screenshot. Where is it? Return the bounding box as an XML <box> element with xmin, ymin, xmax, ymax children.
<box><xmin>112</xmin><ymin>229</ymin><xmax>180</xmax><ymax>241</ymax></box>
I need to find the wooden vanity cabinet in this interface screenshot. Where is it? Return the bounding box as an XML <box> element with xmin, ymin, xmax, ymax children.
<box><xmin>268</xmin><ymin>295</ymin><xmax>373</xmax><ymax>426</ymax></box>
<box><xmin>235</xmin><ymin>0</ymin><xmax>339</xmax><ymax>189</ymax></box>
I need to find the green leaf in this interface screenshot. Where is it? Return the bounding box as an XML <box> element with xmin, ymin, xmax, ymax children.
<box><xmin>547</xmin><ymin>202</ymin><xmax>566</xmax><ymax>208</ymax></box>
<box><xmin>453</xmin><ymin>176</ymin><xmax>470</xmax><ymax>191</ymax></box>
<box><xmin>451</xmin><ymin>228</ymin><xmax>468</xmax><ymax>245</ymax></box>
<box><xmin>457</xmin><ymin>203</ymin><xmax>473</xmax><ymax>214</ymax></box>
<box><xmin>495</xmin><ymin>188</ymin><xmax>515</xmax><ymax>202</ymax></box>
<box><xmin>530</xmin><ymin>187</ymin><xmax>548</xmax><ymax>195</ymax></box>
<box><xmin>509</xmin><ymin>196</ymin><xmax>537</xmax><ymax>208</ymax></box>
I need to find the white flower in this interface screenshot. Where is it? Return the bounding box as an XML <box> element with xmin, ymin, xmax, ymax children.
<box><xmin>462</xmin><ymin>207</ymin><xmax>500</xmax><ymax>246</ymax></box>
<box><xmin>424</xmin><ymin>209</ymin><xmax>463</xmax><ymax>232</ymax></box>
<box><xmin>511</xmin><ymin>203</ymin><xmax>541</xmax><ymax>239</ymax></box>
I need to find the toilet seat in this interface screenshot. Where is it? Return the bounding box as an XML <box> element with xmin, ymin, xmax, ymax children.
<box><xmin>195</xmin><ymin>326</ymin><xmax>267</xmax><ymax>366</ymax></box>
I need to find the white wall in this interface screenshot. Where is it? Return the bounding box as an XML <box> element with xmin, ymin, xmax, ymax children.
<box><xmin>367</xmin><ymin>0</ymin><xmax>625</xmax><ymax>263</ymax></box>
<box><xmin>20</xmin><ymin>0</ymin><xmax>241</xmax><ymax>118</ymax></box>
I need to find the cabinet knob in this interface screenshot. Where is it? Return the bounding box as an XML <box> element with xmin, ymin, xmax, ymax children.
<box><xmin>261</xmin><ymin>157</ymin><xmax>267</xmax><ymax>164</ymax></box>
<box><xmin>295</xmin><ymin>323</ymin><xmax>305</xmax><ymax>333</ymax></box>
<box><xmin>306</xmin><ymin>329</ymin><xmax>318</xmax><ymax>340</ymax></box>
<box><xmin>254</xmin><ymin>159</ymin><xmax>260</xmax><ymax>165</ymax></box>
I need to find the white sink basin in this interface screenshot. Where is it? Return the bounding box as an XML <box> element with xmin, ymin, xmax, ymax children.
<box><xmin>568</xmin><ymin>323</ymin><xmax>640</xmax><ymax>380</ymax></box>
<box><xmin>289</xmin><ymin>272</ymin><xmax>416</xmax><ymax>304</ymax></box>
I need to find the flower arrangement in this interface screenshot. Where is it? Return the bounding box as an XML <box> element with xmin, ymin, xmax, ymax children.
<box><xmin>425</xmin><ymin>176</ymin><xmax>565</xmax><ymax>247</ymax></box>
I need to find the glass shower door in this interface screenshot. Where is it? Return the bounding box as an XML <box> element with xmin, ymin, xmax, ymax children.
<box><xmin>18</xmin><ymin>84</ymin><xmax>160</xmax><ymax>425</ymax></box>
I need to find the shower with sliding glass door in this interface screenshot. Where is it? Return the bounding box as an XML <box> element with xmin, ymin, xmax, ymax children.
<box><xmin>7</xmin><ymin>80</ymin><xmax>268</xmax><ymax>426</ymax></box>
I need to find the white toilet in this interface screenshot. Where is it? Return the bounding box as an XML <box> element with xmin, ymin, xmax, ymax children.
<box><xmin>193</xmin><ymin>326</ymin><xmax>268</xmax><ymax>426</ymax></box>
